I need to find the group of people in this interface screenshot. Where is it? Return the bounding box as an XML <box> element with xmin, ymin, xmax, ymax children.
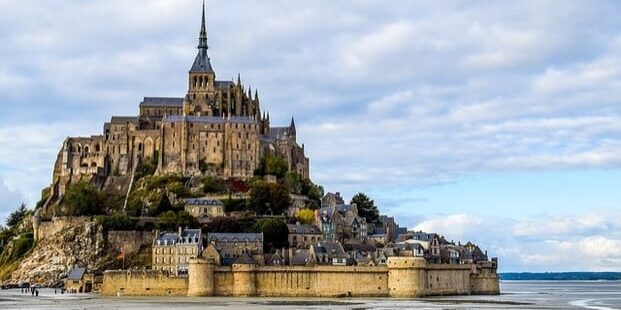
<box><xmin>20</xmin><ymin>286</ymin><xmax>39</xmax><ymax>296</ymax></box>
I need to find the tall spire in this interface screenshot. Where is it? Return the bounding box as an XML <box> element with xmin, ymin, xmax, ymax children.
<box><xmin>198</xmin><ymin>0</ymin><xmax>208</xmax><ymax>49</ymax></box>
<box><xmin>189</xmin><ymin>0</ymin><xmax>213</xmax><ymax>73</ymax></box>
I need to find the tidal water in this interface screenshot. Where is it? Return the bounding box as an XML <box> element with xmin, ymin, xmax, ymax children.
<box><xmin>1</xmin><ymin>281</ymin><xmax>620</xmax><ymax>309</ymax></box>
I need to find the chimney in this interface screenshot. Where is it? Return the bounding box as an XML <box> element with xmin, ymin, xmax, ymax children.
<box><xmin>289</xmin><ymin>248</ymin><xmax>294</xmax><ymax>266</ymax></box>
<box><xmin>296</xmin><ymin>221</ymin><xmax>300</xmax><ymax>226</ymax></box>
<box><xmin>178</xmin><ymin>226</ymin><xmax>182</xmax><ymax>237</ymax></box>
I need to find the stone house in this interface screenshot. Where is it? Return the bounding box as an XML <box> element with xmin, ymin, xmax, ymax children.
<box><xmin>152</xmin><ymin>227</ymin><xmax>202</xmax><ymax>275</ymax></box>
<box><xmin>440</xmin><ymin>244</ymin><xmax>461</xmax><ymax>264</ymax></box>
<box><xmin>309</xmin><ymin>240</ymin><xmax>349</xmax><ymax>266</ymax></box>
<box><xmin>287</xmin><ymin>222</ymin><xmax>323</xmax><ymax>248</ymax></box>
<box><xmin>184</xmin><ymin>197</ymin><xmax>225</xmax><ymax>223</ymax></box>
<box><xmin>64</xmin><ymin>266</ymin><xmax>94</xmax><ymax>293</ymax></box>
<box><xmin>321</xmin><ymin>192</ymin><xmax>344</xmax><ymax>208</ymax></box>
<box><xmin>316</xmin><ymin>203</ymin><xmax>368</xmax><ymax>245</ymax></box>
<box><xmin>206</xmin><ymin>232</ymin><xmax>263</xmax><ymax>265</ymax></box>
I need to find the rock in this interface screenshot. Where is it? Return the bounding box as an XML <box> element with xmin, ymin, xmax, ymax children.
<box><xmin>6</xmin><ymin>219</ymin><xmax>108</xmax><ymax>286</ymax></box>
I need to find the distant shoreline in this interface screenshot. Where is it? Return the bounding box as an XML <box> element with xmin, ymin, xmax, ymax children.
<box><xmin>500</xmin><ymin>272</ymin><xmax>621</xmax><ymax>281</ymax></box>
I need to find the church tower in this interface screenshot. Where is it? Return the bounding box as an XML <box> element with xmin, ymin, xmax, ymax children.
<box><xmin>185</xmin><ymin>1</ymin><xmax>215</xmax><ymax>116</ymax></box>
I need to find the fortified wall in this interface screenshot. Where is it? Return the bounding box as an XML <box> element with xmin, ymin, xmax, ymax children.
<box><xmin>101</xmin><ymin>257</ymin><xmax>499</xmax><ymax>297</ymax></box>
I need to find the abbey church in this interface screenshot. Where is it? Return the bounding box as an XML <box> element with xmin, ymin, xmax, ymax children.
<box><xmin>48</xmin><ymin>4</ymin><xmax>309</xmax><ymax>201</ymax></box>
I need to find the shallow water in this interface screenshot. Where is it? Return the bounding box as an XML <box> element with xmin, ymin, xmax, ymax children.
<box><xmin>0</xmin><ymin>281</ymin><xmax>620</xmax><ymax>309</ymax></box>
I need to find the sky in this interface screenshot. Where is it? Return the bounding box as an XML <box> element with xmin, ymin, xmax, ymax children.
<box><xmin>0</xmin><ymin>0</ymin><xmax>620</xmax><ymax>272</ymax></box>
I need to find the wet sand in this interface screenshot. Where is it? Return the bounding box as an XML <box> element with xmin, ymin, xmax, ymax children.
<box><xmin>0</xmin><ymin>281</ymin><xmax>620</xmax><ymax>309</ymax></box>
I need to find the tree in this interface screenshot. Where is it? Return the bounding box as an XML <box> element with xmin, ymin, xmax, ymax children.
<box><xmin>155</xmin><ymin>194</ymin><xmax>174</xmax><ymax>215</ymax></box>
<box><xmin>351</xmin><ymin>193</ymin><xmax>379</xmax><ymax>223</ymax></box>
<box><xmin>64</xmin><ymin>181</ymin><xmax>102</xmax><ymax>216</ymax></box>
<box><xmin>176</xmin><ymin>210</ymin><xmax>199</xmax><ymax>228</ymax></box>
<box><xmin>96</xmin><ymin>213</ymin><xmax>137</xmax><ymax>231</ymax></box>
<box><xmin>252</xmin><ymin>218</ymin><xmax>289</xmax><ymax>252</ymax></box>
<box><xmin>254</xmin><ymin>154</ymin><xmax>288</xmax><ymax>178</ymax></box>
<box><xmin>156</xmin><ymin>211</ymin><xmax>178</xmax><ymax>230</ymax></box>
<box><xmin>202</xmin><ymin>176</ymin><xmax>227</xmax><ymax>194</ymax></box>
<box><xmin>6</xmin><ymin>203</ymin><xmax>28</xmax><ymax>227</ymax></box>
<box><xmin>248</xmin><ymin>181</ymin><xmax>290</xmax><ymax>215</ymax></box>
<box><xmin>284</xmin><ymin>171</ymin><xmax>302</xmax><ymax>194</ymax></box>
<box><xmin>295</xmin><ymin>209</ymin><xmax>315</xmax><ymax>225</ymax></box>
<box><xmin>203</xmin><ymin>216</ymin><xmax>239</xmax><ymax>233</ymax></box>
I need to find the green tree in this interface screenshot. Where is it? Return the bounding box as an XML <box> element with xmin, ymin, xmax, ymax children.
<box><xmin>203</xmin><ymin>216</ymin><xmax>239</xmax><ymax>233</ymax></box>
<box><xmin>284</xmin><ymin>171</ymin><xmax>302</xmax><ymax>194</ymax></box>
<box><xmin>156</xmin><ymin>211</ymin><xmax>178</xmax><ymax>230</ymax></box>
<box><xmin>6</xmin><ymin>203</ymin><xmax>28</xmax><ymax>227</ymax></box>
<box><xmin>63</xmin><ymin>181</ymin><xmax>102</xmax><ymax>216</ymax></box>
<box><xmin>176</xmin><ymin>210</ymin><xmax>199</xmax><ymax>228</ymax></box>
<box><xmin>252</xmin><ymin>218</ymin><xmax>289</xmax><ymax>252</ymax></box>
<box><xmin>248</xmin><ymin>181</ymin><xmax>290</xmax><ymax>215</ymax></box>
<box><xmin>202</xmin><ymin>176</ymin><xmax>227</xmax><ymax>194</ymax></box>
<box><xmin>96</xmin><ymin>213</ymin><xmax>137</xmax><ymax>231</ymax></box>
<box><xmin>254</xmin><ymin>154</ymin><xmax>288</xmax><ymax>178</ymax></box>
<box><xmin>351</xmin><ymin>193</ymin><xmax>379</xmax><ymax>223</ymax></box>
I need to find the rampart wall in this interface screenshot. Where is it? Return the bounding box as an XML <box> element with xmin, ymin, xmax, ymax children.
<box><xmin>100</xmin><ymin>257</ymin><xmax>499</xmax><ymax>297</ymax></box>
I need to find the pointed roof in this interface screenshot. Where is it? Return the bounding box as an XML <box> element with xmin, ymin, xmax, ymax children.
<box><xmin>190</xmin><ymin>1</ymin><xmax>214</xmax><ymax>73</ymax></box>
<box><xmin>290</xmin><ymin>117</ymin><xmax>296</xmax><ymax>130</ymax></box>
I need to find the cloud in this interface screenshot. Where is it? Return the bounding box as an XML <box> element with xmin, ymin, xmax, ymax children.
<box><xmin>0</xmin><ymin>176</ymin><xmax>25</xmax><ymax>226</ymax></box>
<box><xmin>1</xmin><ymin>0</ymin><xmax>621</xmax><ymax>270</ymax></box>
<box><xmin>413</xmin><ymin>211</ymin><xmax>621</xmax><ymax>271</ymax></box>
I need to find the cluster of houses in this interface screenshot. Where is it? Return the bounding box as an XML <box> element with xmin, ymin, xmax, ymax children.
<box><xmin>151</xmin><ymin>192</ymin><xmax>490</xmax><ymax>275</ymax></box>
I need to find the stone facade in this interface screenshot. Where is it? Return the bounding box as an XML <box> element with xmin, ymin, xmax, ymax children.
<box><xmin>101</xmin><ymin>257</ymin><xmax>499</xmax><ymax>297</ymax></box>
<box><xmin>44</xmin><ymin>4</ymin><xmax>309</xmax><ymax>209</ymax></box>
<box><xmin>184</xmin><ymin>197</ymin><xmax>225</xmax><ymax>223</ymax></box>
<box><xmin>152</xmin><ymin>228</ymin><xmax>202</xmax><ymax>275</ymax></box>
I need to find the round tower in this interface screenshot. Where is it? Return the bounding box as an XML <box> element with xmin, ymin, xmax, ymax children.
<box><xmin>187</xmin><ymin>258</ymin><xmax>215</xmax><ymax>297</ymax></box>
<box><xmin>387</xmin><ymin>256</ymin><xmax>426</xmax><ymax>297</ymax></box>
<box><xmin>232</xmin><ymin>262</ymin><xmax>257</xmax><ymax>296</ymax></box>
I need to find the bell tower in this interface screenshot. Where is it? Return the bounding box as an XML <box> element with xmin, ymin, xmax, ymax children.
<box><xmin>186</xmin><ymin>1</ymin><xmax>215</xmax><ymax>116</ymax></box>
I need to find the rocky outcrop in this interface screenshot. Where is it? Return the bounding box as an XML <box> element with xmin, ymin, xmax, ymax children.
<box><xmin>8</xmin><ymin>219</ymin><xmax>106</xmax><ymax>286</ymax></box>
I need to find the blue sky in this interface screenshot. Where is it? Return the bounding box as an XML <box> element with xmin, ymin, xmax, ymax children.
<box><xmin>1</xmin><ymin>0</ymin><xmax>620</xmax><ymax>272</ymax></box>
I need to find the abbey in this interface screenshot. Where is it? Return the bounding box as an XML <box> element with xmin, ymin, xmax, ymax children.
<box><xmin>49</xmin><ymin>4</ymin><xmax>309</xmax><ymax>199</ymax></box>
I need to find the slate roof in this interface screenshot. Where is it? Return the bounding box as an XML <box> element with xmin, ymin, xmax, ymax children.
<box><xmin>233</xmin><ymin>253</ymin><xmax>257</xmax><ymax>265</ymax></box>
<box><xmin>208</xmin><ymin>232</ymin><xmax>263</xmax><ymax>243</ymax></box>
<box><xmin>110</xmin><ymin>116</ymin><xmax>138</xmax><ymax>124</ymax></box>
<box><xmin>215</xmin><ymin>81</ymin><xmax>234</xmax><ymax>88</ymax></box>
<box><xmin>190</xmin><ymin>49</ymin><xmax>214</xmax><ymax>73</ymax></box>
<box><xmin>314</xmin><ymin>241</ymin><xmax>347</xmax><ymax>258</ymax></box>
<box><xmin>67</xmin><ymin>267</ymin><xmax>86</xmax><ymax>281</ymax></box>
<box><xmin>156</xmin><ymin>232</ymin><xmax>179</xmax><ymax>245</ymax></box>
<box><xmin>140</xmin><ymin>97</ymin><xmax>184</xmax><ymax>107</ymax></box>
<box><xmin>185</xmin><ymin>197</ymin><xmax>224</xmax><ymax>206</ymax></box>
<box><xmin>318</xmin><ymin>206</ymin><xmax>336</xmax><ymax>223</ymax></box>
<box><xmin>287</xmin><ymin>224</ymin><xmax>321</xmax><ymax>234</ymax></box>
<box><xmin>269</xmin><ymin>127</ymin><xmax>290</xmax><ymax>139</ymax></box>
<box><xmin>336</xmin><ymin>204</ymin><xmax>355</xmax><ymax>213</ymax></box>
<box><xmin>290</xmin><ymin>249</ymin><xmax>311</xmax><ymax>265</ymax></box>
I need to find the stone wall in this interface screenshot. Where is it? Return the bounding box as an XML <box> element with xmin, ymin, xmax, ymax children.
<box><xmin>101</xmin><ymin>257</ymin><xmax>500</xmax><ymax>297</ymax></box>
<box><xmin>106</xmin><ymin>231</ymin><xmax>154</xmax><ymax>256</ymax></box>
<box><xmin>35</xmin><ymin>216</ymin><xmax>92</xmax><ymax>241</ymax></box>
<box><xmin>101</xmin><ymin>270</ymin><xmax>188</xmax><ymax>296</ymax></box>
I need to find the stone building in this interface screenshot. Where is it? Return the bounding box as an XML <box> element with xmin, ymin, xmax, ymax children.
<box><xmin>184</xmin><ymin>197</ymin><xmax>225</xmax><ymax>223</ymax></box>
<box><xmin>287</xmin><ymin>222</ymin><xmax>323</xmax><ymax>248</ymax></box>
<box><xmin>43</xmin><ymin>3</ymin><xmax>309</xmax><ymax>210</ymax></box>
<box><xmin>316</xmin><ymin>204</ymin><xmax>368</xmax><ymax>246</ymax></box>
<box><xmin>205</xmin><ymin>232</ymin><xmax>263</xmax><ymax>265</ymax></box>
<box><xmin>152</xmin><ymin>227</ymin><xmax>202</xmax><ymax>275</ymax></box>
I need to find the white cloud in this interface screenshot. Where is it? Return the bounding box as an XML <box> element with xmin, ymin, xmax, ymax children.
<box><xmin>413</xmin><ymin>211</ymin><xmax>621</xmax><ymax>271</ymax></box>
<box><xmin>0</xmin><ymin>176</ymin><xmax>25</xmax><ymax>226</ymax></box>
